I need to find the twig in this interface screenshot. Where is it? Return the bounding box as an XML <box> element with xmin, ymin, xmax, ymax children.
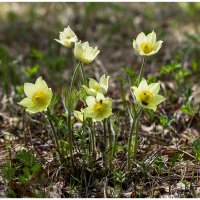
<box><xmin>177</xmin><ymin>148</ymin><xmax>196</xmax><ymax>160</ymax></box>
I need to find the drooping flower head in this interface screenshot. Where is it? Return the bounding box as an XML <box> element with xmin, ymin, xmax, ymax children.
<box><xmin>133</xmin><ymin>31</ymin><xmax>163</xmax><ymax>56</ymax></box>
<box><xmin>74</xmin><ymin>41</ymin><xmax>100</xmax><ymax>64</ymax></box>
<box><xmin>131</xmin><ymin>79</ymin><xmax>165</xmax><ymax>111</ymax></box>
<box><xmin>84</xmin><ymin>93</ymin><xmax>112</xmax><ymax>121</ymax></box>
<box><xmin>18</xmin><ymin>77</ymin><xmax>52</xmax><ymax>113</ymax></box>
<box><xmin>55</xmin><ymin>26</ymin><xmax>78</xmax><ymax>48</ymax></box>
<box><xmin>82</xmin><ymin>74</ymin><xmax>110</xmax><ymax>97</ymax></box>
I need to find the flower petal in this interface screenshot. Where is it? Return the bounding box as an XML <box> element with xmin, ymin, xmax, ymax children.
<box><xmin>93</xmin><ymin>104</ymin><xmax>112</xmax><ymax>121</ymax></box>
<box><xmin>136</xmin><ymin>32</ymin><xmax>146</xmax><ymax>43</ymax></box>
<box><xmin>138</xmin><ymin>79</ymin><xmax>148</xmax><ymax>91</ymax></box>
<box><xmin>146</xmin><ymin>104</ymin><xmax>157</xmax><ymax>112</ymax></box>
<box><xmin>26</xmin><ymin>105</ymin><xmax>40</xmax><ymax>113</ymax></box>
<box><xmin>35</xmin><ymin>77</ymin><xmax>48</xmax><ymax>91</ymax></box>
<box><xmin>133</xmin><ymin>40</ymin><xmax>140</xmax><ymax>54</ymax></box>
<box><xmin>54</xmin><ymin>39</ymin><xmax>63</xmax><ymax>44</ymax></box>
<box><xmin>89</xmin><ymin>78</ymin><xmax>99</xmax><ymax>88</ymax></box>
<box><xmin>74</xmin><ymin>110</ymin><xmax>84</xmax><ymax>122</ymax></box>
<box><xmin>154</xmin><ymin>40</ymin><xmax>163</xmax><ymax>53</ymax></box>
<box><xmin>18</xmin><ymin>97</ymin><xmax>34</xmax><ymax>108</ymax></box>
<box><xmin>84</xmin><ymin>107</ymin><xmax>96</xmax><ymax>118</ymax></box>
<box><xmin>99</xmin><ymin>74</ymin><xmax>110</xmax><ymax>89</ymax></box>
<box><xmin>64</xmin><ymin>26</ymin><xmax>76</xmax><ymax>37</ymax></box>
<box><xmin>99</xmin><ymin>86</ymin><xmax>107</xmax><ymax>94</ymax></box>
<box><xmin>149</xmin><ymin>82</ymin><xmax>160</xmax><ymax>94</ymax></box>
<box><xmin>104</xmin><ymin>98</ymin><xmax>112</xmax><ymax>109</ymax></box>
<box><xmin>74</xmin><ymin>42</ymin><xmax>83</xmax><ymax>60</ymax></box>
<box><xmin>147</xmin><ymin>31</ymin><xmax>156</xmax><ymax>44</ymax></box>
<box><xmin>82</xmin><ymin>85</ymin><xmax>97</xmax><ymax>96</ymax></box>
<box><xmin>86</xmin><ymin>96</ymin><xmax>96</xmax><ymax>106</ymax></box>
<box><xmin>96</xmin><ymin>93</ymin><xmax>105</xmax><ymax>101</ymax></box>
<box><xmin>152</xmin><ymin>94</ymin><xmax>166</xmax><ymax>106</ymax></box>
<box><xmin>24</xmin><ymin>83</ymin><xmax>37</xmax><ymax>98</ymax></box>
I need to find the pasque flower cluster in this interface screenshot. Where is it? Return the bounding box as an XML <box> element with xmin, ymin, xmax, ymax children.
<box><xmin>19</xmin><ymin>27</ymin><xmax>165</xmax><ymax>118</ymax></box>
<box><xmin>18</xmin><ymin>27</ymin><xmax>166</xmax><ymax>172</ymax></box>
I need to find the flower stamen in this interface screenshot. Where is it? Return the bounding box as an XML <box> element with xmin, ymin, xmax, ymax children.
<box><xmin>32</xmin><ymin>91</ymin><xmax>47</xmax><ymax>106</ymax></box>
<box><xmin>93</xmin><ymin>85</ymin><xmax>100</xmax><ymax>91</ymax></box>
<box><xmin>140</xmin><ymin>42</ymin><xmax>154</xmax><ymax>54</ymax></box>
<box><xmin>94</xmin><ymin>100</ymin><xmax>104</xmax><ymax>114</ymax></box>
<box><xmin>139</xmin><ymin>90</ymin><xmax>153</xmax><ymax>106</ymax></box>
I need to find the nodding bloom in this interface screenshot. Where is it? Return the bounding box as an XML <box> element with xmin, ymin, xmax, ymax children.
<box><xmin>84</xmin><ymin>93</ymin><xmax>112</xmax><ymax>121</ymax></box>
<box><xmin>133</xmin><ymin>31</ymin><xmax>163</xmax><ymax>56</ymax></box>
<box><xmin>18</xmin><ymin>77</ymin><xmax>52</xmax><ymax>113</ymax></box>
<box><xmin>74</xmin><ymin>109</ymin><xmax>84</xmax><ymax>122</ymax></box>
<box><xmin>55</xmin><ymin>26</ymin><xmax>78</xmax><ymax>48</ymax></box>
<box><xmin>82</xmin><ymin>74</ymin><xmax>110</xmax><ymax>97</ymax></box>
<box><xmin>131</xmin><ymin>79</ymin><xmax>165</xmax><ymax>111</ymax></box>
<box><xmin>74</xmin><ymin>41</ymin><xmax>100</xmax><ymax>64</ymax></box>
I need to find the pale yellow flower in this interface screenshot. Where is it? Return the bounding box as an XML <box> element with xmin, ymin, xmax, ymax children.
<box><xmin>74</xmin><ymin>41</ymin><xmax>100</xmax><ymax>64</ymax></box>
<box><xmin>131</xmin><ymin>79</ymin><xmax>165</xmax><ymax>111</ymax></box>
<box><xmin>74</xmin><ymin>109</ymin><xmax>84</xmax><ymax>122</ymax></box>
<box><xmin>82</xmin><ymin>74</ymin><xmax>110</xmax><ymax>96</ymax></box>
<box><xmin>18</xmin><ymin>77</ymin><xmax>52</xmax><ymax>113</ymax></box>
<box><xmin>84</xmin><ymin>93</ymin><xmax>112</xmax><ymax>121</ymax></box>
<box><xmin>133</xmin><ymin>31</ymin><xmax>163</xmax><ymax>56</ymax></box>
<box><xmin>55</xmin><ymin>26</ymin><xmax>78</xmax><ymax>48</ymax></box>
<box><xmin>74</xmin><ymin>109</ymin><xmax>97</xmax><ymax>123</ymax></box>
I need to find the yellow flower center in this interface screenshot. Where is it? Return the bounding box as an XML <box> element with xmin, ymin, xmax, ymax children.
<box><xmin>140</xmin><ymin>42</ymin><xmax>154</xmax><ymax>54</ymax></box>
<box><xmin>66</xmin><ymin>35</ymin><xmax>71</xmax><ymax>39</ymax></box>
<box><xmin>93</xmin><ymin>85</ymin><xmax>100</xmax><ymax>91</ymax></box>
<box><xmin>139</xmin><ymin>90</ymin><xmax>153</xmax><ymax>106</ymax></box>
<box><xmin>32</xmin><ymin>91</ymin><xmax>47</xmax><ymax>106</ymax></box>
<box><xmin>93</xmin><ymin>100</ymin><xmax>105</xmax><ymax>114</ymax></box>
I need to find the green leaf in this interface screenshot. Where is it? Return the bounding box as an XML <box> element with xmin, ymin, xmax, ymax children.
<box><xmin>23</xmin><ymin>167</ymin><xmax>31</xmax><ymax>180</ymax></box>
<box><xmin>117</xmin><ymin>145</ymin><xmax>123</xmax><ymax>151</ymax></box>
<box><xmin>16</xmin><ymin>150</ymin><xmax>36</xmax><ymax>167</ymax></box>
<box><xmin>159</xmin><ymin>115</ymin><xmax>174</xmax><ymax>128</ymax></box>
<box><xmin>123</xmin><ymin>66</ymin><xmax>135</xmax><ymax>78</ymax></box>
<box><xmin>169</xmin><ymin>153</ymin><xmax>183</xmax><ymax>166</ymax></box>
<box><xmin>181</xmin><ymin>179</ymin><xmax>190</xmax><ymax>186</ymax></box>
<box><xmin>25</xmin><ymin>64</ymin><xmax>40</xmax><ymax>78</ymax></box>
<box><xmin>32</xmin><ymin>163</ymin><xmax>42</xmax><ymax>176</ymax></box>
<box><xmin>30</xmin><ymin>48</ymin><xmax>44</xmax><ymax>60</ymax></box>
<box><xmin>160</xmin><ymin>61</ymin><xmax>181</xmax><ymax>75</ymax></box>
<box><xmin>193</xmin><ymin>139</ymin><xmax>200</xmax><ymax>161</ymax></box>
<box><xmin>1</xmin><ymin>163</ymin><xmax>15</xmax><ymax>182</ymax></box>
<box><xmin>152</xmin><ymin>156</ymin><xmax>164</xmax><ymax>174</ymax></box>
<box><xmin>180</xmin><ymin>102</ymin><xmax>198</xmax><ymax>116</ymax></box>
<box><xmin>18</xmin><ymin>175</ymin><xmax>26</xmax><ymax>185</ymax></box>
<box><xmin>0</xmin><ymin>46</ymin><xmax>10</xmax><ymax>63</ymax></box>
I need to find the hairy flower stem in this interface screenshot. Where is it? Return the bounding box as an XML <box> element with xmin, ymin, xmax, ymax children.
<box><xmin>68</xmin><ymin>112</ymin><xmax>75</xmax><ymax>171</ymax></box>
<box><xmin>68</xmin><ymin>62</ymin><xmax>82</xmax><ymax>171</ymax></box>
<box><xmin>133</xmin><ymin>111</ymin><xmax>141</xmax><ymax>162</ymax></box>
<box><xmin>137</xmin><ymin>57</ymin><xmax>146</xmax><ymax>85</ymax></box>
<box><xmin>112</xmin><ymin>126</ymin><xmax>118</xmax><ymax>159</ymax></box>
<box><xmin>48</xmin><ymin>117</ymin><xmax>60</xmax><ymax>150</ymax></box>
<box><xmin>46</xmin><ymin>109</ymin><xmax>63</xmax><ymax>163</ymax></box>
<box><xmin>103</xmin><ymin>119</ymin><xmax>107</xmax><ymax>169</ymax></box>
<box><xmin>80</xmin><ymin>63</ymin><xmax>86</xmax><ymax>85</ymax></box>
<box><xmin>127</xmin><ymin>108</ymin><xmax>142</xmax><ymax>171</ymax></box>
<box><xmin>107</xmin><ymin>118</ymin><xmax>113</xmax><ymax>169</ymax></box>
<box><xmin>70</xmin><ymin>62</ymin><xmax>81</xmax><ymax>93</ymax></box>
<box><xmin>91</xmin><ymin>122</ymin><xmax>96</xmax><ymax>161</ymax></box>
<box><xmin>82</xmin><ymin>118</ymin><xmax>87</xmax><ymax>162</ymax></box>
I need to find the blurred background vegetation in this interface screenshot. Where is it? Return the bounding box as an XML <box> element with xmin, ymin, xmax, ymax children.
<box><xmin>0</xmin><ymin>2</ymin><xmax>200</xmax><ymax>103</ymax></box>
